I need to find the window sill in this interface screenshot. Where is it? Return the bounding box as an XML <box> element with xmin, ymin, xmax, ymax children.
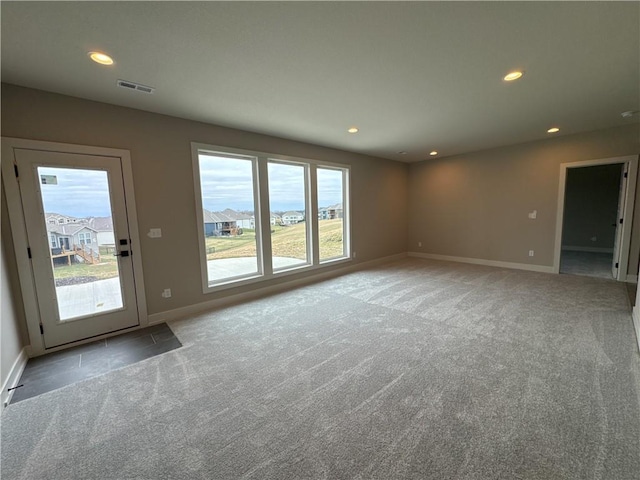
<box><xmin>203</xmin><ymin>256</ymin><xmax>352</xmax><ymax>295</ymax></box>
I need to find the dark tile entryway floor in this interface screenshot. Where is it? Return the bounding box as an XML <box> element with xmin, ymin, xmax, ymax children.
<box><xmin>10</xmin><ymin>323</ymin><xmax>181</xmax><ymax>404</ymax></box>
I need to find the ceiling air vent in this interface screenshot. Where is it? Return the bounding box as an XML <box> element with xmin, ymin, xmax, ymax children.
<box><xmin>117</xmin><ymin>79</ymin><xmax>155</xmax><ymax>94</ymax></box>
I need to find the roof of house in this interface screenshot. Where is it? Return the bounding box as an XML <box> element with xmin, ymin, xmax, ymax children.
<box><xmin>48</xmin><ymin>224</ymin><xmax>97</xmax><ymax>236</ymax></box>
<box><xmin>45</xmin><ymin>212</ymin><xmax>82</xmax><ymax>222</ymax></box>
<box><xmin>45</xmin><ymin>213</ymin><xmax>114</xmax><ymax>232</ymax></box>
<box><xmin>320</xmin><ymin>203</ymin><xmax>342</xmax><ymax>211</ymax></box>
<box><xmin>203</xmin><ymin>209</ymin><xmax>237</xmax><ymax>224</ymax></box>
<box><xmin>222</xmin><ymin>209</ymin><xmax>252</xmax><ymax>221</ymax></box>
<box><xmin>87</xmin><ymin>217</ymin><xmax>113</xmax><ymax>232</ymax></box>
<box><xmin>282</xmin><ymin>211</ymin><xmax>304</xmax><ymax>217</ymax></box>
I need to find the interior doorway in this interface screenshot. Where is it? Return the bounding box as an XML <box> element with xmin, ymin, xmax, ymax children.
<box><xmin>560</xmin><ymin>163</ymin><xmax>624</xmax><ymax>279</ymax></box>
<box><xmin>554</xmin><ymin>155</ymin><xmax>638</xmax><ymax>282</ymax></box>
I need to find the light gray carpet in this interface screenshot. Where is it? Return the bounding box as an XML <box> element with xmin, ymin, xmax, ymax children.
<box><xmin>2</xmin><ymin>258</ymin><xmax>639</xmax><ymax>479</ymax></box>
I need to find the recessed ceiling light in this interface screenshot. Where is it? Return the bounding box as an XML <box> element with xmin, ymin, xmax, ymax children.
<box><xmin>89</xmin><ymin>52</ymin><xmax>114</xmax><ymax>65</ymax></box>
<box><xmin>621</xmin><ymin>111</ymin><xmax>639</xmax><ymax>118</ymax></box>
<box><xmin>503</xmin><ymin>71</ymin><xmax>524</xmax><ymax>81</ymax></box>
<box><xmin>429</xmin><ymin>151</ymin><xmax>438</xmax><ymax>156</ymax></box>
<box><xmin>398</xmin><ymin>151</ymin><xmax>407</xmax><ymax>155</ymax></box>
<box><xmin>347</xmin><ymin>127</ymin><xmax>359</xmax><ymax>134</ymax></box>
<box><xmin>547</xmin><ymin>127</ymin><xmax>560</xmax><ymax>133</ymax></box>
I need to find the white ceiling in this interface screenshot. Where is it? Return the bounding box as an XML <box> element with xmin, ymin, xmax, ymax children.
<box><xmin>1</xmin><ymin>2</ymin><xmax>639</xmax><ymax>163</ymax></box>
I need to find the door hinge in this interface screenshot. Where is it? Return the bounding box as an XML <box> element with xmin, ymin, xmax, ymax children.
<box><xmin>620</xmin><ymin>218</ymin><xmax>623</xmax><ymax>224</ymax></box>
<box><xmin>624</xmin><ymin>172</ymin><xmax>628</xmax><ymax>178</ymax></box>
<box><xmin>615</xmin><ymin>262</ymin><xmax>619</xmax><ymax>268</ymax></box>
<box><xmin>27</xmin><ymin>247</ymin><xmax>32</xmax><ymax>259</ymax></box>
<box><xmin>14</xmin><ymin>164</ymin><xmax>19</xmax><ymax>178</ymax></box>
<box><xmin>39</xmin><ymin>324</ymin><xmax>44</xmax><ymax>335</ymax></box>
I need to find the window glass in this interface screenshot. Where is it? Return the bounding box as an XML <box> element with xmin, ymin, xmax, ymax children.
<box><xmin>268</xmin><ymin>162</ymin><xmax>308</xmax><ymax>270</ymax></box>
<box><xmin>198</xmin><ymin>153</ymin><xmax>260</xmax><ymax>285</ymax></box>
<box><xmin>317</xmin><ymin>167</ymin><xmax>347</xmax><ymax>261</ymax></box>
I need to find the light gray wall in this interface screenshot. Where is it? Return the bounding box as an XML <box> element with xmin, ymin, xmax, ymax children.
<box><xmin>408</xmin><ymin>124</ymin><xmax>640</xmax><ymax>272</ymax></box>
<box><xmin>562</xmin><ymin>164</ymin><xmax>622</xmax><ymax>250</ymax></box>
<box><xmin>1</xmin><ymin>84</ymin><xmax>409</xmax><ymax>324</ymax></box>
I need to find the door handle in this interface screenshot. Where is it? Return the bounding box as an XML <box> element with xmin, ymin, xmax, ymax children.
<box><xmin>114</xmin><ymin>251</ymin><xmax>130</xmax><ymax>257</ymax></box>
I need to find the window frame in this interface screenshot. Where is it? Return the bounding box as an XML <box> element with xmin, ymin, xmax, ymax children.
<box><xmin>192</xmin><ymin>142</ymin><xmax>351</xmax><ymax>294</ymax></box>
<box><xmin>192</xmin><ymin>145</ymin><xmax>263</xmax><ymax>291</ymax></box>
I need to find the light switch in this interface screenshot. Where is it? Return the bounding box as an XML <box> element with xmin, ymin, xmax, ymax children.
<box><xmin>528</xmin><ymin>210</ymin><xmax>537</xmax><ymax>219</ymax></box>
<box><xmin>148</xmin><ymin>228</ymin><xmax>162</xmax><ymax>238</ymax></box>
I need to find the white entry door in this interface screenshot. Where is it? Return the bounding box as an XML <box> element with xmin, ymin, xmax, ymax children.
<box><xmin>14</xmin><ymin>148</ymin><xmax>140</xmax><ymax>348</ymax></box>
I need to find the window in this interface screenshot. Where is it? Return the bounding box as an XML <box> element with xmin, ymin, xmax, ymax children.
<box><xmin>193</xmin><ymin>144</ymin><xmax>350</xmax><ymax>292</ymax></box>
<box><xmin>50</xmin><ymin>235</ymin><xmax>57</xmax><ymax>248</ymax></box>
<box><xmin>78</xmin><ymin>232</ymin><xmax>93</xmax><ymax>245</ymax></box>
<box><xmin>268</xmin><ymin>161</ymin><xmax>309</xmax><ymax>270</ymax></box>
<box><xmin>196</xmin><ymin>151</ymin><xmax>261</xmax><ymax>285</ymax></box>
<box><xmin>317</xmin><ymin>167</ymin><xmax>348</xmax><ymax>262</ymax></box>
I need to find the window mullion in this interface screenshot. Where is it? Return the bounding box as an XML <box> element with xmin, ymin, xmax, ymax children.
<box><xmin>309</xmin><ymin>165</ymin><xmax>320</xmax><ymax>265</ymax></box>
<box><xmin>343</xmin><ymin>168</ymin><xmax>351</xmax><ymax>258</ymax></box>
<box><xmin>257</xmin><ymin>156</ymin><xmax>273</xmax><ymax>276</ymax></box>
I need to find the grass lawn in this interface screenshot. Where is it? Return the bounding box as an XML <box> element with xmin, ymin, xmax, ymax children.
<box><xmin>52</xmin><ymin>221</ymin><xmax>345</xmax><ymax>282</ymax></box>
<box><xmin>52</xmin><ymin>248</ymin><xmax>119</xmax><ymax>281</ymax></box>
<box><xmin>205</xmin><ymin>219</ymin><xmax>344</xmax><ymax>260</ymax></box>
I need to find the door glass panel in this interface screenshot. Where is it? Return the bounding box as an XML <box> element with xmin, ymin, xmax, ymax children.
<box><xmin>37</xmin><ymin>166</ymin><xmax>123</xmax><ymax>321</ymax></box>
<box><xmin>268</xmin><ymin>162</ymin><xmax>308</xmax><ymax>270</ymax></box>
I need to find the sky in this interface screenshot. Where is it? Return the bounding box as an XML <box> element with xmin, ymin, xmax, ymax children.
<box><xmin>200</xmin><ymin>154</ymin><xmax>344</xmax><ymax>213</ymax></box>
<box><xmin>39</xmin><ymin>167</ymin><xmax>113</xmax><ymax>217</ymax></box>
<box><xmin>37</xmin><ymin>157</ymin><xmax>345</xmax><ymax>219</ymax></box>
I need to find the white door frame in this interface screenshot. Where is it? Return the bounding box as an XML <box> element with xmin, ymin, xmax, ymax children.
<box><xmin>553</xmin><ymin>155</ymin><xmax>639</xmax><ymax>280</ymax></box>
<box><xmin>2</xmin><ymin>138</ymin><xmax>148</xmax><ymax>356</ymax></box>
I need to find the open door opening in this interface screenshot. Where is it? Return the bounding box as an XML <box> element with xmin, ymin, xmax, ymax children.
<box><xmin>559</xmin><ymin>163</ymin><xmax>626</xmax><ymax>280</ymax></box>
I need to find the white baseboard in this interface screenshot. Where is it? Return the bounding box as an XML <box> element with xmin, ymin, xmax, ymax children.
<box><xmin>408</xmin><ymin>252</ymin><xmax>555</xmax><ymax>274</ymax></box>
<box><xmin>149</xmin><ymin>252</ymin><xmax>408</xmax><ymax>325</ymax></box>
<box><xmin>562</xmin><ymin>246</ymin><xmax>614</xmax><ymax>253</ymax></box>
<box><xmin>2</xmin><ymin>347</ymin><xmax>28</xmax><ymax>408</ymax></box>
<box><xmin>633</xmin><ymin>308</ymin><xmax>640</xmax><ymax>355</ymax></box>
<box><xmin>626</xmin><ymin>275</ymin><xmax>638</xmax><ymax>284</ymax></box>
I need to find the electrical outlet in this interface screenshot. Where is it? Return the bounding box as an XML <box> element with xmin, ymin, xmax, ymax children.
<box><xmin>162</xmin><ymin>288</ymin><xmax>172</xmax><ymax>298</ymax></box>
<box><xmin>528</xmin><ymin>250</ymin><xmax>534</xmax><ymax>257</ymax></box>
<box><xmin>418</xmin><ymin>242</ymin><xmax>422</xmax><ymax>247</ymax></box>
<box><xmin>353</xmin><ymin>251</ymin><xmax>357</xmax><ymax>259</ymax></box>
<box><xmin>528</xmin><ymin>210</ymin><xmax>537</xmax><ymax>219</ymax></box>
<box><xmin>147</xmin><ymin>228</ymin><xmax>162</xmax><ymax>238</ymax></box>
